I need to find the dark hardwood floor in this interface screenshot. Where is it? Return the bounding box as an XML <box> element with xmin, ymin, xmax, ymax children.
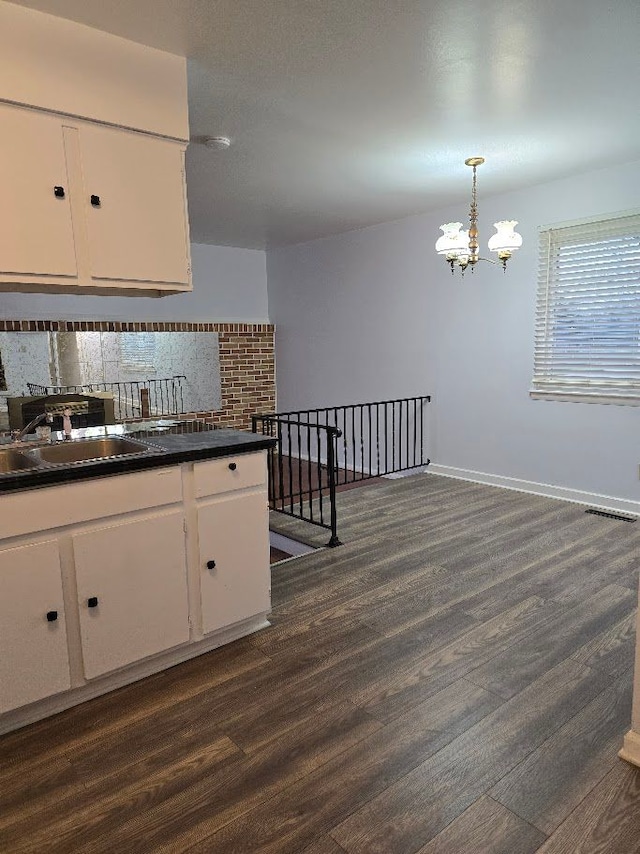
<box><xmin>2</xmin><ymin>473</ymin><xmax>640</xmax><ymax>853</ymax></box>
<box><xmin>270</xmin><ymin>545</ymin><xmax>293</xmax><ymax>564</ymax></box>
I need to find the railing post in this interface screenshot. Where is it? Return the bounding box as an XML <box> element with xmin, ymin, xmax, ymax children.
<box><xmin>140</xmin><ymin>387</ymin><xmax>150</xmax><ymax>419</ymax></box>
<box><xmin>325</xmin><ymin>426</ymin><xmax>342</xmax><ymax>547</ymax></box>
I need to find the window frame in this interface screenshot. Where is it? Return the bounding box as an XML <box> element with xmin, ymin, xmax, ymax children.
<box><xmin>531</xmin><ymin>209</ymin><xmax>640</xmax><ymax>405</ymax></box>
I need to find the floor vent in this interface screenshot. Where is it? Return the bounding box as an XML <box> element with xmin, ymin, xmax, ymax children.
<box><xmin>585</xmin><ymin>508</ymin><xmax>636</xmax><ymax>522</ymax></box>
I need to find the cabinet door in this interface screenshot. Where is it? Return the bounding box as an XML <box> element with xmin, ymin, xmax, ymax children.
<box><xmin>0</xmin><ymin>106</ymin><xmax>77</xmax><ymax>278</ymax></box>
<box><xmin>73</xmin><ymin>511</ymin><xmax>189</xmax><ymax>679</ymax></box>
<box><xmin>0</xmin><ymin>540</ymin><xmax>71</xmax><ymax>714</ymax></box>
<box><xmin>78</xmin><ymin>125</ymin><xmax>190</xmax><ymax>286</ymax></box>
<box><xmin>198</xmin><ymin>492</ymin><xmax>270</xmax><ymax>634</ymax></box>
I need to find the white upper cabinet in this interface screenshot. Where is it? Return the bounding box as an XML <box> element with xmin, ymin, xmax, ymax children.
<box><xmin>0</xmin><ymin>2</ymin><xmax>191</xmax><ymax>297</ymax></box>
<box><xmin>79</xmin><ymin>124</ymin><xmax>190</xmax><ymax>287</ymax></box>
<box><xmin>0</xmin><ymin>108</ymin><xmax>77</xmax><ymax>279</ymax></box>
<box><xmin>0</xmin><ymin>106</ymin><xmax>191</xmax><ymax>296</ymax></box>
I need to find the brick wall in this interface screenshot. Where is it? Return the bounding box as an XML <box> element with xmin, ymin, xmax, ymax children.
<box><xmin>0</xmin><ymin>319</ymin><xmax>276</xmax><ymax>431</ymax></box>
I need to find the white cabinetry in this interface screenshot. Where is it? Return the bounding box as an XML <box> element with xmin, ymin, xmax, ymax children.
<box><xmin>0</xmin><ymin>103</ymin><xmax>191</xmax><ymax>296</ymax></box>
<box><xmin>73</xmin><ymin>511</ymin><xmax>189</xmax><ymax>679</ymax></box>
<box><xmin>0</xmin><ymin>3</ymin><xmax>191</xmax><ymax>297</ymax></box>
<box><xmin>0</xmin><ymin>450</ymin><xmax>271</xmax><ymax>733</ymax></box>
<box><xmin>0</xmin><ymin>107</ymin><xmax>77</xmax><ymax>280</ymax></box>
<box><xmin>0</xmin><ymin>466</ymin><xmax>185</xmax><ymax>717</ymax></box>
<box><xmin>198</xmin><ymin>493</ymin><xmax>270</xmax><ymax>634</ymax></box>
<box><xmin>0</xmin><ymin>540</ymin><xmax>71</xmax><ymax>714</ymax></box>
<box><xmin>194</xmin><ymin>453</ymin><xmax>270</xmax><ymax>634</ymax></box>
<box><xmin>78</xmin><ymin>124</ymin><xmax>190</xmax><ymax>288</ymax></box>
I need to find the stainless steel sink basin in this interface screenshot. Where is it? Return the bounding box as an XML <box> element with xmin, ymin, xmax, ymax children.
<box><xmin>23</xmin><ymin>436</ymin><xmax>153</xmax><ymax>465</ymax></box>
<box><xmin>0</xmin><ymin>448</ymin><xmax>40</xmax><ymax>473</ymax></box>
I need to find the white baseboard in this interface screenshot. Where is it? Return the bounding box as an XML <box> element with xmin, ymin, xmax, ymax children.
<box><xmin>427</xmin><ymin>463</ymin><xmax>640</xmax><ymax>517</ymax></box>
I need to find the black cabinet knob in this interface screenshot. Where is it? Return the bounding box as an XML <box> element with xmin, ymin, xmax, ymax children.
<box><xmin>228</xmin><ymin>462</ymin><xmax>237</xmax><ymax>471</ymax></box>
<box><xmin>46</xmin><ymin>610</ymin><xmax>58</xmax><ymax>622</ymax></box>
<box><xmin>206</xmin><ymin>560</ymin><xmax>216</xmax><ymax>570</ymax></box>
<box><xmin>87</xmin><ymin>596</ymin><xmax>99</xmax><ymax>608</ymax></box>
<box><xmin>90</xmin><ymin>194</ymin><xmax>101</xmax><ymax>207</ymax></box>
<box><xmin>53</xmin><ymin>186</ymin><xmax>65</xmax><ymax>199</ymax></box>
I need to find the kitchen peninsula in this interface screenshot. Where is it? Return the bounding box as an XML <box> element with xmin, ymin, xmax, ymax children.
<box><xmin>0</xmin><ymin>422</ymin><xmax>276</xmax><ymax>734</ymax></box>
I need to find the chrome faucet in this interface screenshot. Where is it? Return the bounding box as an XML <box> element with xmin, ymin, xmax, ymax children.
<box><xmin>12</xmin><ymin>411</ymin><xmax>54</xmax><ymax>442</ymax></box>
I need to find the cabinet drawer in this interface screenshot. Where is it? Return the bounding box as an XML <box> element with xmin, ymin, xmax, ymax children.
<box><xmin>0</xmin><ymin>467</ymin><xmax>183</xmax><ymax>540</ymax></box>
<box><xmin>194</xmin><ymin>451</ymin><xmax>266</xmax><ymax>498</ymax></box>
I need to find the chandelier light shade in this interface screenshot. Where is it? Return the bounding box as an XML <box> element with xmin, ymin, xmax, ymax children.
<box><xmin>435</xmin><ymin>222</ymin><xmax>469</xmax><ymax>259</ymax></box>
<box><xmin>436</xmin><ymin>158</ymin><xmax>522</xmax><ymax>274</ymax></box>
<box><xmin>488</xmin><ymin>220</ymin><xmax>523</xmax><ymax>255</ymax></box>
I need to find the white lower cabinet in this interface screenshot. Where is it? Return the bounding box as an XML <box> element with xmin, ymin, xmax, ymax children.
<box><xmin>198</xmin><ymin>492</ymin><xmax>270</xmax><ymax>634</ymax></box>
<box><xmin>0</xmin><ymin>540</ymin><xmax>71</xmax><ymax>714</ymax></box>
<box><xmin>73</xmin><ymin>511</ymin><xmax>189</xmax><ymax>679</ymax></box>
<box><xmin>0</xmin><ymin>450</ymin><xmax>271</xmax><ymax>731</ymax></box>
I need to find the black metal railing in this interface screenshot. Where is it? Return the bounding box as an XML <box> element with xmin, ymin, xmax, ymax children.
<box><xmin>252</xmin><ymin>415</ymin><xmax>342</xmax><ymax>548</ymax></box>
<box><xmin>253</xmin><ymin>395</ymin><xmax>430</xmax><ymax>547</ymax></box>
<box><xmin>26</xmin><ymin>376</ymin><xmax>186</xmax><ymax>421</ymax></box>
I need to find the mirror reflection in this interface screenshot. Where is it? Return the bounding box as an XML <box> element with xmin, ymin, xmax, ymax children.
<box><xmin>0</xmin><ymin>331</ymin><xmax>222</xmax><ymax>431</ymax></box>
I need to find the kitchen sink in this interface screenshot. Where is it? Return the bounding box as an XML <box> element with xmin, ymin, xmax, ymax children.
<box><xmin>0</xmin><ymin>448</ymin><xmax>40</xmax><ymax>473</ymax></box>
<box><xmin>23</xmin><ymin>436</ymin><xmax>154</xmax><ymax>465</ymax></box>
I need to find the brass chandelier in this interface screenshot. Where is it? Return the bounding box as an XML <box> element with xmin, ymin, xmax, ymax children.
<box><xmin>435</xmin><ymin>157</ymin><xmax>522</xmax><ymax>274</ymax></box>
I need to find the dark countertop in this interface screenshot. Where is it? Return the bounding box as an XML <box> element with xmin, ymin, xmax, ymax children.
<box><xmin>0</xmin><ymin>421</ymin><xmax>276</xmax><ymax>494</ymax></box>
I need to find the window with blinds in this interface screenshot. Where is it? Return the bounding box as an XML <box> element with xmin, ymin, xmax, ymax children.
<box><xmin>531</xmin><ymin>211</ymin><xmax>640</xmax><ymax>404</ymax></box>
<box><xmin>119</xmin><ymin>332</ymin><xmax>157</xmax><ymax>373</ymax></box>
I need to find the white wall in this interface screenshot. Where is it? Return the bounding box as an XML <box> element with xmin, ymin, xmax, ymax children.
<box><xmin>267</xmin><ymin>215</ymin><xmax>436</xmax><ymax>409</ymax></box>
<box><xmin>0</xmin><ymin>243</ymin><xmax>268</xmax><ymax>322</ymax></box>
<box><xmin>267</xmin><ymin>158</ymin><xmax>640</xmax><ymax>507</ymax></box>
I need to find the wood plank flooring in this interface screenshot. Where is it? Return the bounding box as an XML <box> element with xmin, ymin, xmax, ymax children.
<box><xmin>1</xmin><ymin>473</ymin><xmax>640</xmax><ymax>853</ymax></box>
<box><xmin>270</xmin><ymin>545</ymin><xmax>292</xmax><ymax>564</ymax></box>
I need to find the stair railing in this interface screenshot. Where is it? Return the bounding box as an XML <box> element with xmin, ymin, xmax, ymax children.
<box><xmin>253</xmin><ymin>395</ymin><xmax>430</xmax><ymax>547</ymax></box>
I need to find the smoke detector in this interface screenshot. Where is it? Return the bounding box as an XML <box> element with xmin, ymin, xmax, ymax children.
<box><xmin>204</xmin><ymin>136</ymin><xmax>232</xmax><ymax>151</ymax></box>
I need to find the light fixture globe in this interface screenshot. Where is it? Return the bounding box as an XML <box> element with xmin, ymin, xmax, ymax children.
<box><xmin>488</xmin><ymin>220</ymin><xmax>523</xmax><ymax>254</ymax></box>
<box><xmin>435</xmin><ymin>222</ymin><xmax>469</xmax><ymax>258</ymax></box>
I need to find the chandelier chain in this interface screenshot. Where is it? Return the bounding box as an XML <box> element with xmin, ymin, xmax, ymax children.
<box><xmin>469</xmin><ymin>165</ymin><xmax>479</xmax><ymax>264</ymax></box>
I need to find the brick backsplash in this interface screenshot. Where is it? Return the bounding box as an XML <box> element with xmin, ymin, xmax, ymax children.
<box><xmin>0</xmin><ymin>320</ymin><xmax>276</xmax><ymax>431</ymax></box>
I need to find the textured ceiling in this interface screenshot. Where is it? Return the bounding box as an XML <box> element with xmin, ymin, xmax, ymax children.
<box><xmin>8</xmin><ymin>0</ymin><xmax>640</xmax><ymax>249</ymax></box>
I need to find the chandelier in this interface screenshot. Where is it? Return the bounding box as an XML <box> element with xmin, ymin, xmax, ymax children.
<box><xmin>435</xmin><ymin>157</ymin><xmax>522</xmax><ymax>274</ymax></box>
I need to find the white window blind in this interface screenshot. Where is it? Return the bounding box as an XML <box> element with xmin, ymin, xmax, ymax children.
<box><xmin>119</xmin><ymin>332</ymin><xmax>157</xmax><ymax>373</ymax></box>
<box><xmin>531</xmin><ymin>211</ymin><xmax>640</xmax><ymax>404</ymax></box>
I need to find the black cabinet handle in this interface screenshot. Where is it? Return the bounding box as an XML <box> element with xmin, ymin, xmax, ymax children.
<box><xmin>228</xmin><ymin>462</ymin><xmax>237</xmax><ymax>471</ymax></box>
<box><xmin>90</xmin><ymin>194</ymin><xmax>101</xmax><ymax>207</ymax></box>
<box><xmin>87</xmin><ymin>596</ymin><xmax>99</xmax><ymax>608</ymax></box>
<box><xmin>46</xmin><ymin>610</ymin><xmax>58</xmax><ymax>622</ymax></box>
<box><xmin>54</xmin><ymin>186</ymin><xmax>65</xmax><ymax>199</ymax></box>
<box><xmin>206</xmin><ymin>560</ymin><xmax>216</xmax><ymax>570</ymax></box>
